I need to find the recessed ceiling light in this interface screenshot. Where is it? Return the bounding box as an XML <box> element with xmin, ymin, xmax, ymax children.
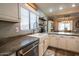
<box><xmin>59</xmin><ymin>7</ymin><xmax>63</xmax><ymax>10</ymax></box>
<box><xmin>49</xmin><ymin>9</ymin><xmax>53</xmax><ymax>12</ymax></box>
<box><xmin>72</xmin><ymin>4</ymin><xmax>76</xmax><ymax>7</ymax></box>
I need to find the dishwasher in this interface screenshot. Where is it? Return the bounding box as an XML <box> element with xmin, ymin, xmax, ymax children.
<box><xmin>16</xmin><ymin>40</ymin><xmax>39</xmax><ymax>56</ymax></box>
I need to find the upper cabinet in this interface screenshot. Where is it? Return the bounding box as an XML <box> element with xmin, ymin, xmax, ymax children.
<box><xmin>0</xmin><ymin>3</ymin><xmax>19</xmax><ymax>22</ymax></box>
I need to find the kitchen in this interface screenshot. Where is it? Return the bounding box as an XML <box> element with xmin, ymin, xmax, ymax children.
<box><xmin>0</xmin><ymin>3</ymin><xmax>79</xmax><ymax>56</ymax></box>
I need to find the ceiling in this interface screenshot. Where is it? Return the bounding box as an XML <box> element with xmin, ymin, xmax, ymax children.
<box><xmin>35</xmin><ymin>3</ymin><xmax>79</xmax><ymax>18</ymax></box>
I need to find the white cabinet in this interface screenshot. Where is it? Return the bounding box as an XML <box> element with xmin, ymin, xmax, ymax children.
<box><xmin>43</xmin><ymin>37</ymin><xmax>49</xmax><ymax>53</ymax></box>
<box><xmin>0</xmin><ymin>3</ymin><xmax>19</xmax><ymax>22</ymax></box>
<box><xmin>49</xmin><ymin>35</ymin><xmax>67</xmax><ymax>49</ymax></box>
<box><xmin>76</xmin><ymin>38</ymin><xmax>79</xmax><ymax>52</ymax></box>
<box><xmin>57</xmin><ymin>36</ymin><xmax>67</xmax><ymax>49</ymax></box>
<box><xmin>39</xmin><ymin>36</ymin><xmax>49</xmax><ymax>56</ymax></box>
<box><xmin>66</xmin><ymin>36</ymin><xmax>79</xmax><ymax>53</ymax></box>
<box><xmin>39</xmin><ymin>42</ymin><xmax>44</xmax><ymax>56</ymax></box>
<box><xmin>49</xmin><ymin>35</ymin><xmax>79</xmax><ymax>53</ymax></box>
<box><xmin>49</xmin><ymin>35</ymin><xmax>58</xmax><ymax>47</ymax></box>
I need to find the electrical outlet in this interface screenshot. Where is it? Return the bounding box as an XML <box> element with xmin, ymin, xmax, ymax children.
<box><xmin>16</xmin><ymin>27</ymin><xmax>19</xmax><ymax>32</ymax></box>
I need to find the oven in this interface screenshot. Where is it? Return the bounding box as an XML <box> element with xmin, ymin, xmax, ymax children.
<box><xmin>16</xmin><ymin>40</ymin><xmax>39</xmax><ymax>56</ymax></box>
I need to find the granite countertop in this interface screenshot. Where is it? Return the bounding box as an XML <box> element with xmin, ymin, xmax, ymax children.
<box><xmin>48</xmin><ymin>32</ymin><xmax>79</xmax><ymax>36</ymax></box>
<box><xmin>0</xmin><ymin>35</ymin><xmax>39</xmax><ymax>56</ymax></box>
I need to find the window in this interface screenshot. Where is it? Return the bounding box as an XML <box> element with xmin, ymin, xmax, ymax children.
<box><xmin>30</xmin><ymin>12</ymin><xmax>37</xmax><ymax>29</ymax></box>
<box><xmin>36</xmin><ymin>15</ymin><xmax>39</xmax><ymax>28</ymax></box>
<box><xmin>58</xmin><ymin>22</ymin><xmax>65</xmax><ymax>31</ymax></box>
<box><xmin>20</xmin><ymin>7</ymin><xmax>29</xmax><ymax>30</ymax></box>
<box><xmin>58</xmin><ymin>21</ymin><xmax>72</xmax><ymax>31</ymax></box>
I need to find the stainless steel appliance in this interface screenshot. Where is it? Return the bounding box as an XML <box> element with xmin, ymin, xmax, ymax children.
<box><xmin>16</xmin><ymin>40</ymin><xmax>39</xmax><ymax>56</ymax></box>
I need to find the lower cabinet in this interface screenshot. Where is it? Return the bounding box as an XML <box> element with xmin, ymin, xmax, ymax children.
<box><xmin>39</xmin><ymin>36</ymin><xmax>49</xmax><ymax>56</ymax></box>
<box><xmin>39</xmin><ymin>42</ymin><xmax>44</xmax><ymax>56</ymax></box>
<box><xmin>49</xmin><ymin>35</ymin><xmax>79</xmax><ymax>53</ymax></box>
<box><xmin>76</xmin><ymin>39</ymin><xmax>79</xmax><ymax>52</ymax></box>
<box><xmin>57</xmin><ymin>36</ymin><xmax>67</xmax><ymax>50</ymax></box>
<box><xmin>39</xmin><ymin>34</ymin><xmax>79</xmax><ymax>55</ymax></box>
<box><xmin>49</xmin><ymin>35</ymin><xmax>58</xmax><ymax>48</ymax></box>
<box><xmin>66</xmin><ymin>36</ymin><xmax>79</xmax><ymax>53</ymax></box>
<box><xmin>43</xmin><ymin>38</ymin><xmax>49</xmax><ymax>53</ymax></box>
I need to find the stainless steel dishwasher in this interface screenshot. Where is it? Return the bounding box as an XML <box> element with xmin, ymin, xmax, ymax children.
<box><xmin>16</xmin><ymin>40</ymin><xmax>39</xmax><ymax>56</ymax></box>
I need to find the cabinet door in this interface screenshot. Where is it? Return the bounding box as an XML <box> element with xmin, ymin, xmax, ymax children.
<box><xmin>57</xmin><ymin>36</ymin><xmax>67</xmax><ymax>49</ymax></box>
<box><xmin>43</xmin><ymin>39</ymin><xmax>46</xmax><ymax>53</ymax></box>
<box><xmin>66</xmin><ymin>36</ymin><xmax>78</xmax><ymax>52</ymax></box>
<box><xmin>43</xmin><ymin>39</ymin><xmax>48</xmax><ymax>53</ymax></box>
<box><xmin>76</xmin><ymin>38</ymin><xmax>79</xmax><ymax>53</ymax></box>
<box><xmin>49</xmin><ymin>35</ymin><xmax>58</xmax><ymax>47</ymax></box>
<box><xmin>39</xmin><ymin>42</ymin><xmax>44</xmax><ymax>56</ymax></box>
<box><xmin>0</xmin><ymin>3</ymin><xmax>19</xmax><ymax>22</ymax></box>
<box><xmin>46</xmin><ymin>38</ymin><xmax>49</xmax><ymax>49</ymax></box>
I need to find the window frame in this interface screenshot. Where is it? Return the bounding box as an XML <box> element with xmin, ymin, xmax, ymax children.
<box><xmin>20</xmin><ymin>6</ymin><xmax>39</xmax><ymax>31</ymax></box>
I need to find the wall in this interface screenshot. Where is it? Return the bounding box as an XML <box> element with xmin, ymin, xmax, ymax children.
<box><xmin>0</xmin><ymin>21</ymin><xmax>33</xmax><ymax>39</ymax></box>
